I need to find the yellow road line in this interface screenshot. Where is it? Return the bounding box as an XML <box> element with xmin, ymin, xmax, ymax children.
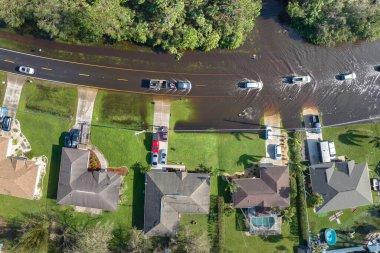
<box><xmin>3</xmin><ymin>59</ymin><xmax>15</xmax><ymax>63</ymax></box>
<box><xmin>117</xmin><ymin>78</ymin><xmax>128</xmax><ymax>82</ymax></box>
<box><xmin>41</xmin><ymin>67</ymin><xmax>52</xmax><ymax>71</ymax></box>
<box><xmin>195</xmin><ymin>84</ymin><xmax>207</xmax><ymax>87</ymax></box>
<box><xmin>79</xmin><ymin>73</ymin><xmax>90</xmax><ymax>77</ymax></box>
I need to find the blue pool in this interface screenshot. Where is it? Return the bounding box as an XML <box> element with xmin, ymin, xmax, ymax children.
<box><xmin>325</xmin><ymin>229</ymin><xmax>337</xmax><ymax>245</ymax></box>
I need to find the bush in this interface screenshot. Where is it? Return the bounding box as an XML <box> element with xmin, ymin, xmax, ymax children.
<box><xmin>217</xmin><ymin>196</ymin><xmax>225</xmax><ymax>253</ymax></box>
<box><xmin>88</xmin><ymin>151</ymin><xmax>101</xmax><ymax>170</ymax></box>
<box><xmin>307</xmin><ymin>193</ymin><xmax>324</xmax><ymax>208</ymax></box>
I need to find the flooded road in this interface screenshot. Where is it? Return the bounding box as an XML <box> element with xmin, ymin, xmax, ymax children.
<box><xmin>0</xmin><ymin>0</ymin><xmax>379</xmax><ymax>130</ymax></box>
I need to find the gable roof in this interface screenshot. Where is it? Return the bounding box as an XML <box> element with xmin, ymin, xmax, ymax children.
<box><xmin>0</xmin><ymin>137</ymin><xmax>39</xmax><ymax>200</ymax></box>
<box><xmin>232</xmin><ymin>165</ymin><xmax>290</xmax><ymax>208</ymax></box>
<box><xmin>57</xmin><ymin>148</ymin><xmax>121</xmax><ymax>211</ymax></box>
<box><xmin>144</xmin><ymin>171</ymin><xmax>210</xmax><ymax>237</ymax></box>
<box><xmin>309</xmin><ymin>161</ymin><xmax>373</xmax><ymax>213</ymax></box>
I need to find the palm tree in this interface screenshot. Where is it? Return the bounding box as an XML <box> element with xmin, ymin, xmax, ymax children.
<box><xmin>224</xmin><ymin>180</ymin><xmax>239</xmax><ymax>193</ymax></box>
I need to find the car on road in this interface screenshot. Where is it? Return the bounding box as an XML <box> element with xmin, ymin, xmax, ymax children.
<box><xmin>2</xmin><ymin>116</ymin><xmax>12</xmax><ymax>131</ymax></box>
<box><xmin>339</xmin><ymin>72</ymin><xmax>356</xmax><ymax>80</ymax></box>
<box><xmin>152</xmin><ymin>140</ymin><xmax>159</xmax><ymax>153</ymax></box>
<box><xmin>160</xmin><ymin>149</ymin><xmax>167</xmax><ymax>165</ymax></box>
<box><xmin>18</xmin><ymin>66</ymin><xmax>35</xmax><ymax>75</ymax></box>
<box><xmin>151</xmin><ymin>152</ymin><xmax>159</xmax><ymax>167</ymax></box>
<box><xmin>291</xmin><ymin>75</ymin><xmax>311</xmax><ymax>85</ymax></box>
<box><xmin>274</xmin><ymin>145</ymin><xmax>282</xmax><ymax>160</ymax></box>
<box><xmin>159</xmin><ymin>126</ymin><xmax>168</xmax><ymax>141</ymax></box>
<box><xmin>265</xmin><ymin>126</ymin><xmax>273</xmax><ymax>140</ymax></box>
<box><xmin>240</xmin><ymin>80</ymin><xmax>263</xmax><ymax>90</ymax></box>
<box><xmin>176</xmin><ymin>81</ymin><xmax>192</xmax><ymax>90</ymax></box>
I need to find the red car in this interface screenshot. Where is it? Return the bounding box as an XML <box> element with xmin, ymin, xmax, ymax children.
<box><xmin>152</xmin><ymin>140</ymin><xmax>159</xmax><ymax>153</ymax></box>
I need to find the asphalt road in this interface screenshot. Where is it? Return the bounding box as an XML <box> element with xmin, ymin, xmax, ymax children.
<box><xmin>0</xmin><ymin>48</ymin><xmax>241</xmax><ymax>98</ymax></box>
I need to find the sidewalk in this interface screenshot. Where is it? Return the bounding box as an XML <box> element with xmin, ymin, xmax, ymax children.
<box><xmin>2</xmin><ymin>73</ymin><xmax>26</xmax><ymax>117</ymax></box>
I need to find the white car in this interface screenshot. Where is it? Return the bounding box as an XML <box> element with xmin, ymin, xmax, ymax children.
<box><xmin>291</xmin><ymin>75</ymin><xmax>311</xmax><ymax>84</ymax></box>
<box><xmin>18</xmin><ymin>66</ymin><xmax>35</xmax><ymax>75</ymax></box>
<box><xmin>151</xmin><ymin>153</ymin><xmax>158</xmax><ymax>167</ymax></box>
<box><xmin>340</xmin><ymin>72</ymin><xmax>356</xmax><ymax>80</ymax></box>
<box><xmin>265</xmin><ymin>126</ymin><xmax>273</xmax><ymax>140</ymax></box>
<box><xmin>274</xmin><ymin>145</ymin><xmax>282</xmax><ymax>160</ymax></box>
<box><xmin>240</xmin><ymin>80</ymin><xmax>263</xmax><ymax>90</ymax></box>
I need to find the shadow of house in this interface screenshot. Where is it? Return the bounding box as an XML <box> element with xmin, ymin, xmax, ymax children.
<box><xmin>132</xmin><ymin>166</ymin><xmax>145</xmax><ymax>229</ymax></box>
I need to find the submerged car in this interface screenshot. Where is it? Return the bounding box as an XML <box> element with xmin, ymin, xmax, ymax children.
<box><xmin>340</xmin><ymin>72</ymin><xmax>356</xmax><ymax>80</ymax></box>
<box><xmin>176</xmin><ymin>81</ymin><xmax>192</xmax><ymax>90</ymax></box>
<box><xmin>291</xmin><ymin>75</ymin><xmax>311</xmax><ymax>84</ymax></box>
<box><xmin>240</xmin><ymin>80</ymin><xmax>263</xmax><ymax>90</ymax></box>
<box><xmin>18</xmin><ymin>66</ymin><xmax>35</xmax><ymax>75</ymax></box>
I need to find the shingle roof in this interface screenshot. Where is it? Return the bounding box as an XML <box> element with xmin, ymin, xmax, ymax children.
<box><xmin>0</xmin><ymin>137</ymin><xmax>39</xmax><ymax>200</ymax></box>
<box><xmin>144</xmin><ymin>171</ymin><xmax>210</xmax><ymax>237</ymax></box>
<box><xmin>57</xmin><ymin>148</ymin><xmax>121</xmax><ymax>211</ymax></box>
<box><xmin>232</xmin><ymin>165</ymin><xmax>290</xmax><ymax>208</ymax></box>
<box><xmin>309</xmin><ymin>161</ymin><xmax>373</xmax><ymax>213</ymax></box>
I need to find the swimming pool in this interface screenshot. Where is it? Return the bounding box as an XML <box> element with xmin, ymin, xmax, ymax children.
<box><xmin>251</xmin><ymin>216</ymin><xmax>275</xmax><ymax>229</ymax></box>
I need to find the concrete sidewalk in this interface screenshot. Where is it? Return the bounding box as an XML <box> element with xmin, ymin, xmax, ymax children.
<box><xmin>75</xmin><ymin>87</ymin><xmax>98</xmax><ymax>127</ymax></box>
<box><xmin>2</xmin><ymin>73</ymin><xmax>26</xmax><ymax>117</ymax></box>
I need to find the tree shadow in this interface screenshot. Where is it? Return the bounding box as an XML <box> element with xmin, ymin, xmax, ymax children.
<box><xmin>237</xmin><ymin>154</ymin><xmax>262</xmax><ymax>169</ymax></box>
<box><xmin>131</xmin><ymin>165</ymin><xmax>145</xmax><ymax>229</ymax></box>
<box><xmin>230</xmin><ymin>132</ymin><xmax>257</xmax><ymax>142</ymax></box>
<box><xmin>260</xmin><ymin>234</ymin><xmax>284</xmax><ymax>243</ymax></box>
<box><xmin>46</xmin><ymin>132</ymin><xmax>65</xmax><ymax>199</ymax></box>
<box><xmin>338</xmin><ymin>130</ymin><xmax>369</xmax><ymax>146</ymax></box>
<box><xmin>217</xmin><ymin>176</ymin><xmax>231</xmax><ymax>203</ymax></box>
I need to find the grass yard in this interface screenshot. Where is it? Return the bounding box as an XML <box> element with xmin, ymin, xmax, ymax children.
<box><xmin>92</xmin><ymin>91</ymin><xmax>154</xmax><ymax>130</ymax></box>
<box><xmin>18</xmin><ymin>80</ymin><xmax>78</xmax><ymax>118</ymax></box>
<box><xmin>307</xmin><ymin>121</ymin><xmax>380</xmax><ymax>248</ymax></box>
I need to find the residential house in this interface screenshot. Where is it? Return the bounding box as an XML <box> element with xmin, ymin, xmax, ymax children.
<box><xmin>0</xmin><ymin>137</ymin><xmax>41</xmax><ymax>200</ymax></box>
<box><xmin>232</xmin><ymin>165</ymin><xmax>290</xmax><ymax>235</ymax></box>
<box><xmin>309</xmin><ymin>161</ymin><xmax>373</xmax><ymax>213</ymax></box>
<box><xmin>57</xmin><ymin>148</ymin><xmax>121</xmax><ymax>211</ymax></box>
<box><xmin>144</xmin><ymin>171</ymin><xmax>210</xmax><ymax>237</ymax></box>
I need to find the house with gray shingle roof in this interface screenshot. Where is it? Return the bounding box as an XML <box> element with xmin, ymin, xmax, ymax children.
<box><xmin>309</xmin><ymin>161</ymin><xmax>373</xmax><ymax>213</ymax></box>
<box><xmin>144</xmin><ymin>171</ymin><xmax>210</xmax><ymax>237</ymax></box>
<box><xmin>57</xmin><ymin>148</ymin><xmax>121</xmax><ymax>211</ymax></box>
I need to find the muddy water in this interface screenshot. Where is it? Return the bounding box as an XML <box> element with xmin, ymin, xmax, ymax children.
<box><xmin>183</xmin><ymin>0</ymin><xmax>380</xmax><ymax>130</ymax></box>
<box><xmin>0</xmin><ymin>0</ymin><xmax>379</xmax><ymax>130</ymax></box>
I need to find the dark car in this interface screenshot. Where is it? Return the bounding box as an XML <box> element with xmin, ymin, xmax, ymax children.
<box><xmin>310</xmin><ymin>115</ymin><xmax>321</xmax><ymax>134</ymax></box>
<box><xmin>64</xmin><ymin>132</ymin><xmax>72</xmax><ymax>148</ymax></box>
<box><xmin>71</xmin><ymin>129</ymin><xmax>80</xmax><ymax>148</ymax></box>
<box><xmin>2</xmin><ymin>116</ymin><xmax>12</xmax><ymax>131</ymax></box>
<box><xmin>160</xmin><ymin>126</ymin><xmax>168</xmax><ymax>141</ymax></box>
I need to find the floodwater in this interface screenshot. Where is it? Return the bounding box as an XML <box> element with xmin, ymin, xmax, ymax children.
<box><xmin>0</xmin><ymin>0</ymin><xmax>379</xmax><ymax>130</ymax></box>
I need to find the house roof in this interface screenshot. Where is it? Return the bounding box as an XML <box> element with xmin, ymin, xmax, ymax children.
<box><xmin>0</xmin><ymin>137</ymin><xmax>39</xmax><ymax>200</ymax></box>
<box><xmin>232</xmin><ymin>165</ymin><xmax>290</xmax><ymax>208</ymax></box>
<box><xmin>309</xmin><ymin>161</ymin><xmax>373</xmax><ymax>213</ymax></box>
<box><xmin>144</xmin><ymin>171</ymin><xmax>210</xmax><ymax>237</ymax></box>
<box><xmin>57</xmin><ymin>148</ymin><xmax>121</xmax><ymax>211</ymax></box>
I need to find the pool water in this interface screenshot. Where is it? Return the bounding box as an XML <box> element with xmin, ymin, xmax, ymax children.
<box><xmin>251</xmin><ymin>216</ymin><xmax>275</xmax><ymax>229</ymax></box>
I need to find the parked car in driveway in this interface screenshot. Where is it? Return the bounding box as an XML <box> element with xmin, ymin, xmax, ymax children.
<box><xmin>18</xmin><ymin>66</ymin><xmax>35</xmax><ymax>75</ymax></box>
<box><xmin>64</xmin><ymin>129</ymin><xmax>81</xmax><ymax>148</ymax></box>
<box><xmin>339</xmin><ymin>72</ymin><xmax>356</xmax><ymax>80</ymax></box>
<box><xmin>310</xmin><ymin>115</ymin><xmax>321</xmax><ymax>134</ymax></box>
<box><xmin>274</xmin><ymin>145</ymin><xmax>282</xmax><ymax>160</ymax></box>
<box><xmin>2</xmin><ymin>116</ymin><xmax>12</xmax><ymax>131</ymax></box>
<box><xmin>265</xmin><ymin>126</ymin><xmax>273</xmax><ymax>140</ymax></box>
<box><xmin>160</xmin><ymin>149</ymin><xmax>167</xmax><ymax>165</ymax></box>
<box><xmin>291</xmin><ymin>75</ymin><xmax>311</xmax><ymax>84</ymax></box>
<box><xmin>159</xmin><ymin>126</ymin><xmax>168</xmax><ymax>141</ymax></box>
<box><xmin>151</xmin><ymin>152</ymin><xmax>158</xmax><ymax>167</ymax></box>
<box><xmin>239</xmin><ymin>80</ymin><xmax>263</xmax><ymax>90</ymax></box>
<box><xmin>152</xmin><ymin>140</ymin><xmax>159</xmax><ymax>153</ymax></box>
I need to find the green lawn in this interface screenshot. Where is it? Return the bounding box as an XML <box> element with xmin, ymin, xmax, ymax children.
<box><xmin>92</xmin><ymin>91</ymin><xmax>154</xmax><ymax>130</ymax></box>
<box><xmin>307</xmin><ymin>122</ymin><xmax>380</xmax><ymax>248</ymax></box>
<box><xmin>18</xmin><ymin>80</ymin><xmax>78</xmax><ymax>118</ymax></box>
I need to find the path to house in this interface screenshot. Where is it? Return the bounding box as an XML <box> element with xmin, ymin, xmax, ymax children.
<box><xmin>260</xmin><ymin>112</ymin><xmax>288</xmax><ymax>166</ymax></box>
<box><xmin>2</xmin><ymin>73</ymin><xmax>26</xmax><ymax>117</ymax></box>
<box><xmin>75</xmin><ymin>87</ymin><xmax>98</xmax><ymax>127</ymax></box>
<box><xmin>303</xmin><ymin>107</ymin><xmax>323</xmax><ymax>165</ymax></box>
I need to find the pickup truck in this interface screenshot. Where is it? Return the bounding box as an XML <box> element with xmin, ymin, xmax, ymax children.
<box><xmin>310</xmin><ymin>115</ymin><xmax>321</xmax><ymax>134</ymax></box>
<box><xmin>149</xmin><ymin>79</ymin><xmax>176</xmax><ymax>90</ymax></box>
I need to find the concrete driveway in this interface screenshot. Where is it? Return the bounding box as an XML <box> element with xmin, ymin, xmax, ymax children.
<box><xmin>2</xmin><ymin>73</ymin><xmax>26</xmax><ymax>117</ymax></box>
<box><xmin>303</xmin><ymin>107</ymin><xmax>323</xmax><ymax>164</ymax></box>
<box><xmin>75</xmin><ymin>87</ymin><xmax>98</xmax><ymax>127</ymax></box>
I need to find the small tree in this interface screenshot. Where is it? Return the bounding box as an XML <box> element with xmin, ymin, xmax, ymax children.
<box><xmin>126</xmin><ymin>227</ymin><xmax>152</xmax><ymax>253</ymax></box>
<box><xmin>177</xmin><ymin>226</ymin><xmax>210</xmax><ymax>253</ymax></box>
<box><xmin>308</xmin><ymin>193</ymin><xmax>324</xmax><ymax>208</ymax></box>
<box><xmin>224</xmin><ymin>180</ymin><xmax>239</xmax><ymax>193</ymax></box>
<box><xmin>280</xmin><ymin>207</ymin><xmax>295</xmax><ymax>224</ymax></box>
